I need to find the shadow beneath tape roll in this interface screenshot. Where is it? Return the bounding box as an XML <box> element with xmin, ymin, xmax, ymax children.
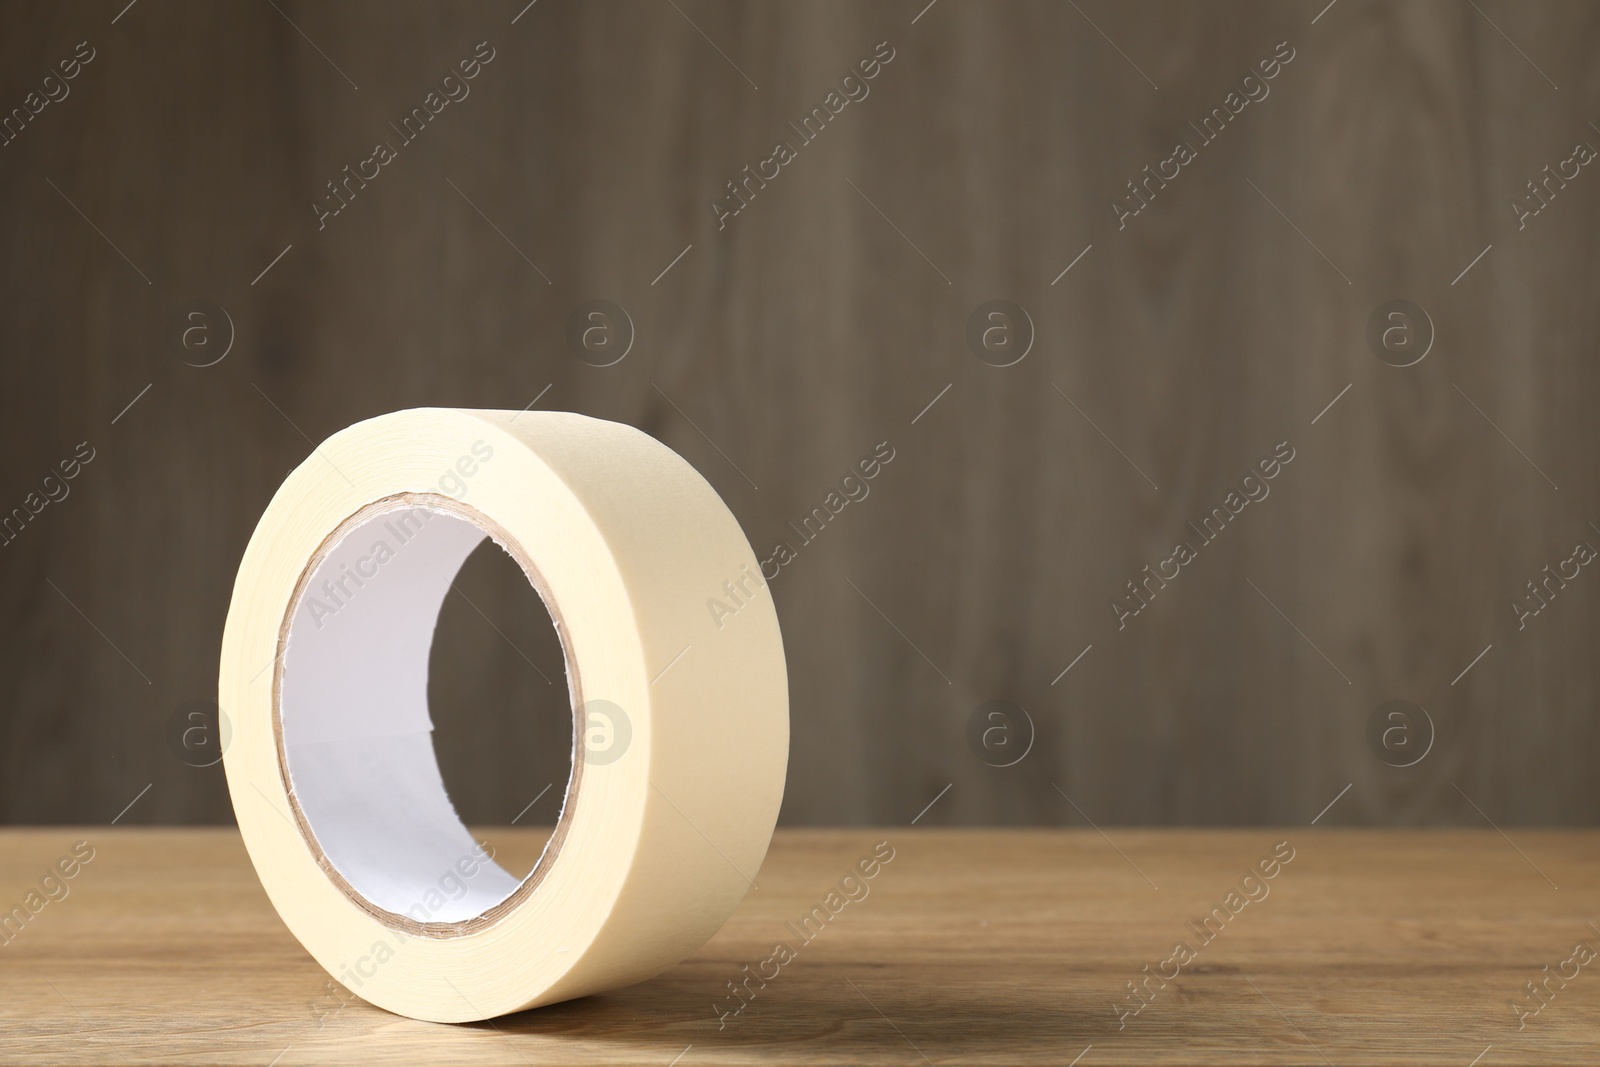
<box><xmin>471</xmin><ymin>957</ymin><xmax>1118</xmax><ymax>1061</ymax></box>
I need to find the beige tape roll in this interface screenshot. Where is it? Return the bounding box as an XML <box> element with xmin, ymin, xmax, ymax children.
<box><xmin>219</xmin><ymin>408</ymin><xmax>788</xmax><ymax>1022</ymax></box>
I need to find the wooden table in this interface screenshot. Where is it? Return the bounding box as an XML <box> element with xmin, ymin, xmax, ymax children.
<box><xmin>1</xmin><ymin>828</ymin><xmax>1596</xmax><ymax>1064</ymax></box>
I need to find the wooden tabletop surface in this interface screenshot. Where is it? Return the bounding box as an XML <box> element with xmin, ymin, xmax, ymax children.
<box><xmin>1</xmin><ymin>827</ymin><xmax>1596</xmax><ymax>1065</ymax></box>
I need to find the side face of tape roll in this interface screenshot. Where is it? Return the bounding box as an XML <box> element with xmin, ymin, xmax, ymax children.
<box><xmin>220</xmin><ymin>408</ymin><xmax>788</xmax><ymax>1022</ymax></box>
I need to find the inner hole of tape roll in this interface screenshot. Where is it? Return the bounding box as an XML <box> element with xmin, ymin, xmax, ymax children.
<box><xmin>278</xmin><ymin>501</ymin><xmax>574</xmax><ymax>927</ymax></box>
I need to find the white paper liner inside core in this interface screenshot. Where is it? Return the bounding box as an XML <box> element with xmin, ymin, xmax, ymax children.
<box><xmin>280</xmin><ymin>504</ymin><xmax>554</xmax><ymax>923</ymax></box>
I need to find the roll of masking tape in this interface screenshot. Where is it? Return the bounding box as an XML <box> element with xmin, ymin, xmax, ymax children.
<box><xmin>219</xmin><ymin>408</ymin><xmax>788</xmax><ymax>1022</ymax></box>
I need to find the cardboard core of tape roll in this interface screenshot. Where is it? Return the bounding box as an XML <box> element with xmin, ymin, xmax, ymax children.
<box><xmin>273</xmin><ymin>492</ymin><xmax>582</xmax><ymax>938</ymax></box>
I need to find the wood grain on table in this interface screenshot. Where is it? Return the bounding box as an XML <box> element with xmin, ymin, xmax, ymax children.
<box><xmin>0</xmin><ymin>828</ymin><xmax>1595</xmax><ymax>1065</ymax></box>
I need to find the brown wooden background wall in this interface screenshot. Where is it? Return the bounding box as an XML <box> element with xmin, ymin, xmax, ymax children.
<box><xmin>1</xmin><ymin>0</ymin><xmax>1597</xmax><ymax>827</ymax></box>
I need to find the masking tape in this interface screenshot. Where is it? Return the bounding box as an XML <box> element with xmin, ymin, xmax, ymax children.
<box><xmin>219</xmin><ymin>408</ymin><xmax>788</xmax><ymax>1022</ymax></box>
